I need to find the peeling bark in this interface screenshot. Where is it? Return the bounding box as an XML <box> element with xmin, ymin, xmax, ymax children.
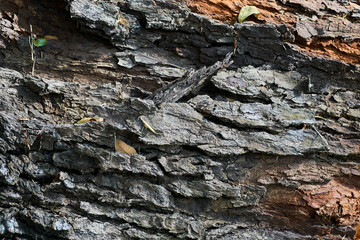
<box><xmin>0</xmin><ymin>0</ymin><xmax>359</xmax><ymax>239</ymax></box>
<box><xmin>148</xmin><ymin>52</ymin><xmax>233</xmax><ymax>105</ymax></box>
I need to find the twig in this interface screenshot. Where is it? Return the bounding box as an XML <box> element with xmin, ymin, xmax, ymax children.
<box><xmin>311</xmin><ymin>125</ymin><xmax>329</xmax><ymax>147</ymax></box>
<box><xmin>29</xmin><ymin>25</ymin><xmax>36</xmax><ymax>76</ymax></box>
<box><xmin>24</xmin><ymin>129</ymin><xmax>30</xmax><ymax>154</ymax></box>
<box><xmin>233</xmin><ymin>30</ymin><xmax>239</xmax><ymax>54</ymax></box>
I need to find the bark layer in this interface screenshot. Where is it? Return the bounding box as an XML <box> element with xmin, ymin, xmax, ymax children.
<box><xmin>0</xmin><ymin>0</ymin><xmax>359</xmax><ymax>239</ymax></box>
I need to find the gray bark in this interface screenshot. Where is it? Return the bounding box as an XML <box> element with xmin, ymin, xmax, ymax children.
<box><xmin>0</xmin><ymin>0</ymin><xmax>359</xmax><ymax>239</ymax></box>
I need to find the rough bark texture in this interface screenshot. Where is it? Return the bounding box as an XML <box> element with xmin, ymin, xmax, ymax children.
<box><xmin>186</xmin><ymin>0</ymin><xmax>360</xmax><ymax>65</ymax></box>
<box><xmin>0</xmin><ymin>0</ymin><xmax>360</xmax><ymax>239</ymax></box>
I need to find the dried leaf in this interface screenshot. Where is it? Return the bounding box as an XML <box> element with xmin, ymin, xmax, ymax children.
<box><xmin>226</xmin><ymin>98</ymin><xmax>235</xmax><ymax>102</ymax></box>
<box><xmin>115</xmin><ymin>139</ymin><xmax>136</xmax><ymax>154</ymax></box>
<box><xmin>315</xmin><ymin>115</ymin><xmax>325</xmax><ymax>120</ymax></box>
<box><xmin>116</xmin><ymin>17</ymin><xmax>128</xmax><ymax>27</ymax></box>
<box><xmin>238</xmin><ymin>6</ymin><xmax>260</xmax><ymax>23</ymax></box>
<box><xmin>140</xmin><ymin>117</ymin><xmax>158</xmax><ymax>134</ymax></box>
<box><xmin>76</xmin><ymin>117</ymin><xmax>104</xmax><ymax>124</ymax></box>
<box><xmin>18</xmin><ymin>117</ymin><xmax>29</xmax><ymax>121</ymax></box>
<box><xmin>44</xmin><ymin>35</ymin><xmax>59</xmax><ymax>40</ymax></box>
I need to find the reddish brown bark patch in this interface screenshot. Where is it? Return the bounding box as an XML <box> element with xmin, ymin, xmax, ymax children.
<box><xmin>184</xmin><ymin>0</ymin><xmax>360</xmax><ymax>65</ymax></box>
<box><xmin>302</xmin><ymin>177</ymin><xmax>360</xmax><ymax>227</ymax></box>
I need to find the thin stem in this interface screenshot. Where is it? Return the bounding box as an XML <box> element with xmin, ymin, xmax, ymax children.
<box><xmin>311</xmin><ymin>125</ymin><xmax>329</xmax><ymax>147</ymax></box>
<box><xmin>32</xmin><ymin>56</ymin><xmax>36</xmax><ymax>76</ymax></box>
<box><xmin>29</xmin><ymin>24</ymin><xmax>36</xmax><ymax>76</ymax></box>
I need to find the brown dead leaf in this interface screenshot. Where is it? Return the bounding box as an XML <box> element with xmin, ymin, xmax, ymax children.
<box><xmin>18</xmin><ymin>117</ymin><xmax>29</xmax><ymax>121</ymax></box>
<box><xmin>115</xmin><ymin>139</ymin><xmax>136</xmax><ymax>154</ymax></box>
<box><xmin>76</xmin><ymin>117</ymin><xmax>104</xmax><ymax>124</ymax></box>
<box><xmin>44</xmin><ymin>35</ymin><xmax>59</xmax><ymax>40</ymax></box>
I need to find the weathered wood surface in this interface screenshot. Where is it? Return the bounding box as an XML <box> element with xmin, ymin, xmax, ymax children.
<box><xmin>148</xmin><ymin>52</ymin><xmax>233</xmax><ymax>105</ymax></box>
<box><xmin>0</xmin><ymin>0</ymin><xmax>359</xmax><ymax>239</ymax></box>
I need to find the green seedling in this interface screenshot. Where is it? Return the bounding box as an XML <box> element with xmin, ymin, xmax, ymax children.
<box><xmin>29</xmin><ymin>25</ymin><xmax>48</xmax><ymax>76</ymax></box>
<box><xmin>32</xmin><ymin>38</ymin><xmax>48</xmax><ymax>47</ymax></box>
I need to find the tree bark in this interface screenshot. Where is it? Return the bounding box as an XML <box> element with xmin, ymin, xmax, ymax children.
<box><xmin>0</xmin><ymin>0</ymin><xmax>359</xmax><ymax>239</ymax></box>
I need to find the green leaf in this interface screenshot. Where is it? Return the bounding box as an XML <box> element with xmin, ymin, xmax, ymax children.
<box><xmin>32</xmin><ymin>38</ymin><xmax>48</xmax><ymax>47</ymax></box>
<box><xmin>238</xmin><ymin>6</ymin><xmax>260</xmax><ymax>23</ymax></box>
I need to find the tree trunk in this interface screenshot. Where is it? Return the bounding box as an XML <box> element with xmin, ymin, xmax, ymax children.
<box><xmin>0</xmin><ymin>0</ymin><xmax>359</xmax><ymax>239</ymax></box>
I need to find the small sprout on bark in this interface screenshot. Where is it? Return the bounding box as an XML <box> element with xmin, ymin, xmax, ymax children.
<box><xmin>238</xmin><ymin>6</ymin><xmax>260</xmax><ymax>23</ymax></box>
<box><xmin>32</xmin><ymin>38</ymin><xmax>48</xmax><ymax>47</ymax></box>
<box><xmin>29</xmin><ymin>25</ymin><xmax>49</xmax><ymax>76</ymax></box>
